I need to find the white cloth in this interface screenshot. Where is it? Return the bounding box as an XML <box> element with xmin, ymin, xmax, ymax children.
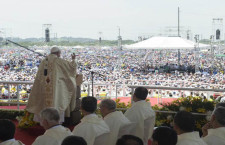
<box><xmin>0</xmin><ymin>139</ymin><xmax>24</xmax><ymax>145</ymax></box>
<box><xmin>26</xmin><ymin>54</ymin><xmax>77</xmax><ymax>118</ymax></box>
<box><xmin>32</xmin><ymin>125</ymin><xmax>72</xmax><ymax>145</ymax></box>
<box><xmin>72</xmin><ymin>114</ymin><xmax>110</xmax><ymax>145</ymax></box>
<box><xmin>177</xmin><ymin>132</ymin><xmax>207</xmax><ymax>145</ymax></box>
<box><xmin>203</xmin><ymin>127</ymin><xmax>225</xmax><ymax>145</ymax></box>
<box><xmin>104</xmin><ymin>111</ymin><xmax>132</xmax><ymax>145</ymax></box>
<box><xmin>124</xmin><ymin>100</ymin><xmax>155</xmax><ymax>145</ymax></box>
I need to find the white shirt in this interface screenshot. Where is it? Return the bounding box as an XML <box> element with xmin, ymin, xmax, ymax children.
<box><xmin>124</xmin><ymin>100</ymin><xmax>155</xmax><ymax>145</ymax></box>
<box><xmin>203</xmin><ymin>127</ymin><xmax>225</xmax><ymax>145</ymax></box>
<box><xmin>104</xmin><ymin>111</ymin><xmax>132</xmax><ymax>145</ymax></box>
<box><xmin>0</xmin><ymin>139</ymin><xmax>24</xmax><ymax>145</ymax></box>
<box><xmin>72</xmin><ymin>114</ymin><xmax>110</xmax><ymax>145</ymax></box>
<box><xmin>177</xmin><ymin>132</ymin><xmax>207</xmax><ymax>145</ymax></box>
<box><xmin>32</xmin><ymin>125</ymin><xmax>72</xmax><ymax>145</ymax></box>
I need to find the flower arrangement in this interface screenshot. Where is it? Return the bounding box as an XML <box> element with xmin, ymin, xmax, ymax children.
<box><xmin>17</xmin><ymin>110</ymin><xmax>37</xmax><ymax>129</ymax></box>
<box><xmin>153</xmin><ymin>96</ymin><xmax>215</xmax><ymax>131</ymax></box>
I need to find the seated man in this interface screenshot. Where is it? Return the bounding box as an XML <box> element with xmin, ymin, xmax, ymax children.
<box><xmin>72</xmin><ymin>97</ymin><xmax>110</xmax><ymax>145</ymax></box>
<box><xmin>152</xmin><ymin>126</ymin><xmax>177</xmax><ymax>145</ymax></box>
<box><xmin>0</xmin><ymin>119</ymin><xmax>24</xmax><ymax>145</ymax></box>
<box><xmin>116</xmin><ymin>135</ymin><xmax>143</xmax><ymax>145</ymax></box>
<box><xmin>61</xmin><ymin>136</ymin><xmax>87</xmax><ymax>145</ymax></box>
<box><xmin>173</xmin><ymin>111</ymin><xmax>207</xmax><ymax>145</ymax></box>
<box><xmin>100</xmin><ymin>99</ymin><xmax>132</xmax><ymax>145</ymax></box>
<box><xmin>32</xmin><ymin>108</ymin><xmax>72</xmax><ymax>145</ymax></box>
<box><xmin>202</xmin><ymin>106</ymin><xmax>225</xmax><ymax>145</ymax></box>
<box><xmin>124</xmin><ymin>87</ymin><xmax>155</xmax><ymax>145</ymax></box>
<box><xmin>215</xmin><ymin>102</ymin><xmax>225</xmax><ymax>108</ymax></box>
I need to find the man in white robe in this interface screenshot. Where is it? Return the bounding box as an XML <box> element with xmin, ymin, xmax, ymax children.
<box><xmin>32</xmin><ymin>108</ymin><xmax>73</xmax><ymax>145</ymax></box>
<box><xmin>72</xmin><ymin>97</ymin><xmax>110</xmax><ymax>145</ymax></box>
<box><xmin>173</xmin><ymin>111</ymin><xmax>207</xmax><ymax>145</ymax></box>
<box><xmin>124</xmin><ymin>87</ymin><xmax>155</xmax><ymax>145</ymax></box>
<box><xmin>202</xmin><ymin>106</ymin><xmax>225</xmax><ymax>145</ymax></box>
<box><xmin>0</xmin><ymin>119</ymin><xmax>24</xmax><ymax>145</ymax></box>
<box><xmin>26</xmin><ymin>47</ymin><xmax>77</xmax><ymax>122</ymax></box>
<box><xmin>100</xmin><ymin>99</ymin><xmax>132</xmax><ymax>145</ymax></box>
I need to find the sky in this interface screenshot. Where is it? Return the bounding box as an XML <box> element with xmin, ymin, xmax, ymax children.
<box><xmin>0</xmin><ymin>0</ymin><xmax>225</xmax><ymax>40</ymax></box>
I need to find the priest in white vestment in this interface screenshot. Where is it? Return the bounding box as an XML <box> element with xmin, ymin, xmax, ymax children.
<box><xmin>173</xmin><ymin>111</ymin><xmax>207</xmax><ymax>145</ymax></box>
<box><xmin>124</xmin><ymin>87</ymin><xmax>155</xmax><ymax>145</ymax></box>
<box><xmin>202</xmin><ymin>106</ymin><xmax>225</xmax><ymax>145</ymax></box>
<box><xmin>0</xmin><ymin>119</ymin><xmax>24</xmax><ymax>145</ymax></box>
<box><xmin>100</xmin><ymin>99</ymin><xmax>132</xmax><ymax>145</ymax></box>
<box><xmin>72</xmin><ymin>97</ymin><xmax>110</xmax><ymax>145</ymax></box>
<box><xmin>32</xmin><ymin>108</ymin><xmax>73</xmax><ymax>145</ymax></box>
<box><xmin>26</xmin><ymin>47</ymin><xmax>77</xmax><ymax>122</ymax></box>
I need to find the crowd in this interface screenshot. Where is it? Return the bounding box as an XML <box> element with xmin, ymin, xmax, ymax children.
<box><xmin>1</xmin><ymin>46</ymin><xmax>225</xmax><ymax>99</ymax></box>
<box><xmin>0</xmin><ymin>87</ymin><xmax>225</xmax><ymax>145</ymax></box>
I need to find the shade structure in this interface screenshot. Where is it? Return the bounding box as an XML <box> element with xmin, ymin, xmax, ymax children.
<box><xmin>125</xmin><ymin>36</ymin><xmax>209</xmax><ymax>49</ymax></box>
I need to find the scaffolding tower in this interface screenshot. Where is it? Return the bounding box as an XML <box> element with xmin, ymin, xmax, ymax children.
<box><xmin>42</xmin><ymin>24</ymin><xmax>52</xmax><ymax>42</ymax></box>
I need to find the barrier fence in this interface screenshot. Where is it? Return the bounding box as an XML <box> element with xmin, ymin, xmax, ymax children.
<box><xmin>0</xmin><ymin>81</ymin><xmax>224</xmax><ymax>113</ymax></box>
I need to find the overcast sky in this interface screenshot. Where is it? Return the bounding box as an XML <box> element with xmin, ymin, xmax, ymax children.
<box><xmin>0</xmin><ymin>0</ymin><xmax>225</xmax><ymax>40</ymax></box>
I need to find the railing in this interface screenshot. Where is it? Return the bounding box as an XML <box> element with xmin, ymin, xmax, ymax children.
<box><xmin>128</xmin><ymin>85</ymin><xmax>225</xmax><ymax>104</ymax></box>
<box><xmin>0</xmin><ymin>81</ymin><xmax>225</xmax><ymax>112</ymax></box>
<box><xmin>0</xmin><ymin>81</ymin><xmax>33</xmax><ymax>109</ymax></box>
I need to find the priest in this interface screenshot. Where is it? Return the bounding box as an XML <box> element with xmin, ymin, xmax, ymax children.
<box><xmin>26</xmin><ymin>47</ymin><xmax>77</xmax><ymax>122</ymax></box>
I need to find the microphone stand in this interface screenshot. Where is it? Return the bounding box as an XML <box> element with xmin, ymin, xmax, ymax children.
<box><xmin>90</xmin><ymin>69</ymin><xmax>105</xmax><ymax>97</ymax></box>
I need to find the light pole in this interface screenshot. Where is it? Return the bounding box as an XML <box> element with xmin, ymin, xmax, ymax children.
<box><xmin>210</xmin><ymin>35</ymin><xmax>215</xmax><ymax>72</ymax></box>
<box><xmin>178</xmin><ymin>7</ymin><xmax>181</xmax><ymax>65</ymax></box>
<box><xmin>194</xmin><ymin>35</ymin><xmax>200</xmax><ymax>73</ymax></box>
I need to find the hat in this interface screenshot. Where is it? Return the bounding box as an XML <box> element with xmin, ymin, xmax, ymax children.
<box><xmin>50</xmin><ymin>47</ymin><xmax>60</xmax><ymax>53</ymax></box>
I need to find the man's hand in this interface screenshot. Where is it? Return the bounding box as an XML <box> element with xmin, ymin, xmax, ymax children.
<box><xmin>202</xmin><ymin>122</ymin><xmax>212</xmax><ymax>137</ymax></box>
<box><xmin>71</xmin><ymin>53</ymin><xmax>76</xmax><ymax>60</ymax></box>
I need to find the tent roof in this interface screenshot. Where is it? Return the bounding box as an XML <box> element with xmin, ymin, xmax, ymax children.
<box><xmin>124</xmin><ymin>36</ymin><xmax>209</xmax><ymax>50</ymax></box>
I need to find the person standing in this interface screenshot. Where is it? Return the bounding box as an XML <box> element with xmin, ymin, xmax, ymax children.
<box><xmin>124</xmin><ymin>87</ymin><xmax>155</xmax><ymax>145</ymax></box>
<box><xmin>26</xmin><ymin>47</ymin><xmax>77</xmax><ymax>122</ymax></box>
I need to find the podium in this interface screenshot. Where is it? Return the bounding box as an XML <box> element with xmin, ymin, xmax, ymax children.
<box><xmin>64</xmin><ymin>74</ymin><xmax>83</xmax><ymax>126</ymax></box>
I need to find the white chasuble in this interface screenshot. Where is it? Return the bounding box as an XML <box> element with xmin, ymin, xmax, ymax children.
<box><xmin>26</xmin><ymin>54</ymin><xmax>77</xmax><ymax>118</ymax></box>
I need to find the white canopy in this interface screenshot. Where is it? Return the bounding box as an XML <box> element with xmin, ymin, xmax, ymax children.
<box><xmin>125</xmin><ymin>36</ymin><xmax>209</xmax><ymax>49</ymax></box>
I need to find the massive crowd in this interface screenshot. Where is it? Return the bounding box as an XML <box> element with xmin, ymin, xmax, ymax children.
<box><xmin>1</xmin><ymin>46</ymin><xmax>225</xmax><ymax>98</ymax></box>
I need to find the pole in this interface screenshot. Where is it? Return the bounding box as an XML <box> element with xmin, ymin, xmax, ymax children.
<box><xmin>194</xmin><ymin>35</ymin><xmax>200</xmax><ymax>73</ymax></box>
<box><xmin>6</xmin><ymin>39</ymin><xmax>45</xmax><ymax>56</ymax></box>
<box><xmin>91</xmin><ymin>71</ymin><xmax>94</xmax><ymax>97</ymax></box>
<box><xmin>178</xmin><ymin>7</ymin><xmax>180</xmax><ymax>37</ymax></box>
<box><xmin>178</xmin><ymin>7</ymin><xmax>181</xmax><ymax>65</ymax></box>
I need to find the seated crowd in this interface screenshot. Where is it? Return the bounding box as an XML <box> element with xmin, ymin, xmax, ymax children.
<box><xmin>0</xmin><ymin>87</ymin><xmax>225</xmax><ymax>145</ymax></box>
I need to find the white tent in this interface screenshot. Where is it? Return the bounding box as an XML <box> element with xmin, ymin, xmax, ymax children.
<box><xmin>125</xmin><ymin>36</ymin><xmax>209</xmax><ymax>49</ymax></box>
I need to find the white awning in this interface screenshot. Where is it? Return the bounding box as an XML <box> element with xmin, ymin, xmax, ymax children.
<box><xmin>124</xmin><ymin>36</ymin><xmax>209</xmax><ymax>50</ymax></box>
